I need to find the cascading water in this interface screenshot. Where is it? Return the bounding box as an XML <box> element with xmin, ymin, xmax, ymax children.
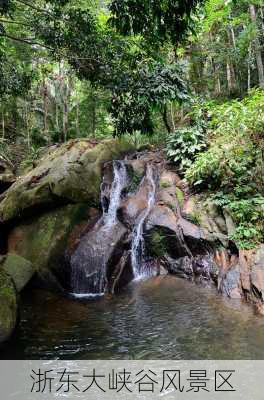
<box><xmin>70</xmin><ymin>160</ymin><xmax>127</xmax><ymax>297</ymax></box>
<box><xmin>103</xmin><ymin>161</ymin><xmax>127</xmax><ymax>227</ymax></box>
<box><xmin>131</xmin><ymin>164</ymin><xmax>157</xmax><ymax>279</ymax></box>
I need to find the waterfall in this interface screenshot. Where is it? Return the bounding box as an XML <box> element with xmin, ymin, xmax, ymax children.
<box><xmin>103</xmin><ymin>161</ymin><xmax>127</xmax><ymax>227</ymax></box>
<box><xmin>131</xmin><ymin>164</ymin><xmax>157</xmax><ymax>279</ymax></box>
<box><xmin>71</xmin><ymin>160</ymin><xmax>127</xmax><ymax>298</ymax></box>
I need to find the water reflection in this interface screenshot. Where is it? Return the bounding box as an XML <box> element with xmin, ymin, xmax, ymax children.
<box><xmin>1</xmin><ymin>276</ymin><xmax>264</xmax><ymax>360</ymax></box>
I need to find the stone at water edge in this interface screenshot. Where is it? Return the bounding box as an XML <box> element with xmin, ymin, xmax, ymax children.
<box><xmin>8</xmin><ymin>204</ymin><xmax>100</xmax><ymax>291</ymax></box>
<box><xmin>250</xmin><ymin>245</ymin><xmax>264</xmax><ymax>300</ymax></box>
<box><xmin>220</xmin><ymin>264</ymin><xmax>243</xmax><ymax>299</ymax></box>
<box><xmin>255</xmin><ymin>302</ymin><xmax>264</xmax><ymax>316</ymax></box>
<box><xmin>0</xmin><ymin>269</ymin><xmax>17</xmax><ymax>343</ymax></box>
<box><xmin>1</xmin><ymin>253</ymin><xmax>34</xmax><ymax>293</ymax></box>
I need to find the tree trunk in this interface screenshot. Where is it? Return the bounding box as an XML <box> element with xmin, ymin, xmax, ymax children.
<box><xmin>226</xmin><ymin>61</ymin><xmax>237</xmax><ymax>93</ymax></box>
<box><xmin>91</xmin><ymin>91</ymin><xmax>96</xmax><ymax>137</ymax></box>
<box><xmin>162</xmin><ymin>104</ymin><xmax>172</xmax><ymax>133</ymax></box>
<box><xmin>260</xmin><ymin>7</ymin><xmax>264</xmax><ymax>33</ymax></box>
<box><xmin>226</xmin><ymin>28</ymin><xmax>237</xmax><ymax>93</ymax></box>
<box><xmin>62</xmin><ymin>82</ymin><xmax>69</xmax><ymax>143</ymax></box>
<box><xmin>211</xmin><ymin>57</ymin><xmax>221</xmax><ymax>96</ymax></box>
<box><xmin>170</xmin><ymin>102</ymin><xmax>176</xmax><ymax>132</ymax></box>
<box><xmin>230</xmin><ymin>25</ymin><xmax>236</xmax><ymax>49</ymax></box>
<box><xmin>2</xmin><ymin>111</ymin><xmax>5</xmax><ymax>139</ymax></box>
<box><xmin>248</xmin><ymin>44</ymin><xmax>252</xmax><ymax>92</ymax></box>
<box><xmin>76</xmin><ymin>102</ymin><xmax>80</xmax><ymax>135</ymax></box>
<box><xmin>249</xmin><ymin>4</ymin><xmax>264</xmax><ymax>88</ymax></box>
<box><xmin>43</xmin><ymin>81</ymin><xmax>48</xmax><ymax>138</ymax></box>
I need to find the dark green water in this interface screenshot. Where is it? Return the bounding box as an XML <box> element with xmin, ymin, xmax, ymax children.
<box><xmin>1</xmin><ymin>276</ymin><xmax>264</xmax><ymax>360</ymax></box>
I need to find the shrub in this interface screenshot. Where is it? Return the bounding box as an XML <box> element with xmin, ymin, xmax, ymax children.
<box><xmin>185</xmin><ymin>90</ymin><xmax>264</xmax><ymax>249</ymax></box>
<box><xmin>166</xmin><ymin>126</ymin><xmax>207</xmax><ymax>171</ymax></box>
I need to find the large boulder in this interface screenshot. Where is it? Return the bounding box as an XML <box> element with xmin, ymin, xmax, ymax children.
<box><xmin>146</xmin><ymin>205</ymin><xmax>207</xmax><ymax>258</ymax></box>
<box><xmin>147</xmin><ymin>205</ymin><xmax>178</xmax><ymax>232</ymax></box>
<box><xmin>119</xmin><ymin>166</ymin><xmax>159</xmax><ymax>227</ymax></box>
<box><xmin>0</xmin><ymin>139</ymin><xmax>134</xmax><ymax>222</ymax></box>
<box><xmin>8</xmin><ymin>203</ymin><xmax>99</xmax><ymax>290</ymax></box>
<box><xmin>0</xmin><ymin>269</ymin><xmax>17</xmax><ymax>343</ymax></box>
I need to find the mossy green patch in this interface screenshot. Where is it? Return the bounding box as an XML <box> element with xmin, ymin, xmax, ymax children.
<box><xmin>160</xmin><ymin>181</ymin><xmax>171</xmax><ymax>189</ymax></box>
<box><xmin>0</xmin><ymin>269</ymin><xmax>17</xmax><ymax>343</ymax></box>
<box><xmin>175</xmin><ymin>187</ymin><xmax>184</xmax><ymax>207</ymax></box>
<box><xmin>2</xmin><ymin>254</ymin><xmax>34</xmax><ymax>292</ymax></box>
<box><xmin>8</xmin><ymin>203</ymin><xmax>98</xmax><ymax>287</ymax></box>
<box><xmin>147</xmin><ymin>228</ymin><xmax>168</xmax><ymax>258</ymax></box>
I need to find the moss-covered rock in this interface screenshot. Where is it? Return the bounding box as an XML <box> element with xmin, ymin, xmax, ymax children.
<box><xmin>183</xmin><ymin>194</ymin><xmax>228</xmax><ymax>246</ymax></box>
<box><xmin>0</xmin><ymin>139</ymin><xmax>135</xmax><ymax>222</ymax></box>
<box><xmin>8</xmin><ymin>203</ymin><xmax>99</xmax><ymax>290</ymax></box>
<box><xmin>1</xmin><ymin>254</ymin><xmax>34</xmax><ymax>292</ymax></box>
<box><xmin>0</xmin><ymin>269</ymin><xmax>17</xmax><ymax>343</ymax></box>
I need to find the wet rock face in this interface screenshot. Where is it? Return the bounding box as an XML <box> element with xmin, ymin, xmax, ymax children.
<box><xmin>164</xmin><ymin>254</ymin><xmax>218</xmax><ymax>284</ymax></box>
<box><xmin>215</xmin><ymin>246</ymin><xmax>264</xmax><ymax>305</ymax></box>
<box><xmin>70</xmin><ymin>221</ymin><xmax>127</xmax><ymax>294</ymax></box>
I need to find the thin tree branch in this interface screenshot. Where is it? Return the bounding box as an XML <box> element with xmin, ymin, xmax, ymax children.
<box><xmin>0</xmin><ymin>33</ymin><xmax>54</xmax><ymax>50</ymax></box>
<box><xmin>0</xmin><ymin>18</ymin><xmax>29</xmax><ymax>27</ymax></box>
<box><xmin>14</xmin><ymin>0</ymin><xmax>53</xmax><ymax>16</ymax></box>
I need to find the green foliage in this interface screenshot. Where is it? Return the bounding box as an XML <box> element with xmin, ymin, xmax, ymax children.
<box><xmin>166</xmin><ymin>126</ymin><xmax>207</xmax><ymax>171</ymax></box>
<box><xmin>185</xmin><ymin>90</ymin><xmax>264</xmax><ymax>248</ymax></box>
<box><xmin>20</xmin><ymin>146</ymin><xmax>42</xmax><ymax>169</ymax></box>
<box><xmin>116</xmin><ymin>130</ymin><xmax>168</xmax><ymax>150</ymax></box>
<box><xmin>109</xmin><ymin>0</ymin><xmax>203</xmax><ymax>46</ymax></box>
<box><xmin>186</xmin><ymin>89</ymin><xmax>264</xmax><ymax>189</ymax></box>
<box><xmin>211</xmin><ymin>193</ymin><xmax>264</xmax><ymax>249</ymax></box>
<box><xmin>0</xmin><ymin>0</ymin><xmax>197</xmax><ymax>137</ymax></box>
<box><xmin>0</xmin><ymin>49</ymin><xmax>32</xmax><ymax>98</ymax></box>
<box><xmin>149</xmin><ymin>228</ymin><xmax>168</xmax><ymax>258</ymax></box>
<box><xmin>111</xmin><ymin>62</ymin><xmax>189</xmax><ymax>135</ymax></box>
<box><xmin>186</xmin><ymin>0</ymin><xmax>264</xmax><ymax>97</ymax></box>
<box><xmin>126</xmin><ymin>171</ymin><xmax>143</xmax><ymax>194</ymax></box>
<box><xmin>0</xmin><ymin>0</ymin><xmax>13</xmax><ymax>15</ymax></box>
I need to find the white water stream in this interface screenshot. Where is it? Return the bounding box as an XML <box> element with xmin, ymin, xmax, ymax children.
<box><xmin>131</xmin><ymin>164</ymin><xmax>157</xmax><ymax>279</ymax></box>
